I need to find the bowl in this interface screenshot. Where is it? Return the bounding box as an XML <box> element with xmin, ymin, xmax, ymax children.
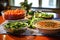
<box><xmin>34</xmin><ymin>20</ymin><xmax>60</xmax><ymax>34</ymax></box>
<box><xmin>1</xmin><ymin>9</ymin><xmax>26</xmax><ymax>20</ymax></box>
<box><xmin>2</xmin><ymin>20</ymin><xmax>28</xmax><ymax>35</ymax></box>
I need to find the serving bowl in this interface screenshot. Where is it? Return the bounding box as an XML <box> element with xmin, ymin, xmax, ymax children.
<box><xmin>1</xmin><ymin>9</ymin><xmax>26</xmax><ymax>20</ymax></box>
<box><xmin>2</xmin><ymin>20</ymin><xmax>28</xmax><ymax>35</ymax></box>
<box><xmin>34</xmin><ymin>20</ymin><xmax>60</xmax><ymax>34</ymax></box>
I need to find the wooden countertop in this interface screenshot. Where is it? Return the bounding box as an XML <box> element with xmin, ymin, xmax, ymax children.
<box><xmin>0</xmin><ymin>14</ymin><xmax>60</xmax><ymax>40</ymax></box>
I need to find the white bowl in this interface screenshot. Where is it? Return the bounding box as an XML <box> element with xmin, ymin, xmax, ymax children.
<box><xmin>1</xmin><ymin>20</ymin><xmax>28</xmax><ymax>35</ymax></box>
<box><xmin>35</xmin><ymin>20</ymin><xmax>60</xmax><ymax>34</ymax></box>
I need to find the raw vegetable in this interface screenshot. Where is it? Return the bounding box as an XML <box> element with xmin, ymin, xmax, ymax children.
<box><xmin>34</xmin><ymin>12</ymin><xmax>54</xmax><ymax>18</ymax></box>
<box><xmin>5</xmin><ymin>21</ymin><xmax>28</xmax><ymax>29</ymax></box>
<box><xmin>27</xmin><ymin>14</ymin><xmax>44</xmax><ymax>29</ymax></box>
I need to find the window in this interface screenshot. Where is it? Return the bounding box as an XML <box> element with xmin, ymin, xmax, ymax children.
<box><xmin>28</xmin><ymin>0</ymin><xmax>39</xmax><ymax>7</ymax></box>
<box><xmin>14</xmin><ymin>0</ymin><xmax>39</xmax><ymax>7</ymax></box>
<box><xmin>14</xmin><ymin>0</ymin><xmax>24</xmax><ymax>6</ymax></box>
<box><xmin>10</xmin><ymin>0</ymin><xmax>57</xmax><ymax>8</ymax></box>
<box><xmin>42</xmin><ymin>0</ymin><xmax>56</xmax><ymax>8</ymax></box>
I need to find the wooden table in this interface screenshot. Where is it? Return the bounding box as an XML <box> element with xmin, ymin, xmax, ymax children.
<box><xmin>0</xmin><ymin>13</ymin><xmax>60</xmax><ymax>40</ymax></box>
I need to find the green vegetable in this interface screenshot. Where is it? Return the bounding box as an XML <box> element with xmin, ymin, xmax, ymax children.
<box><xmin>20</xmin><ymin>0</ymin><xmax>32</xmax><ymax>13</ymax></box>
<box><xmin>5</xmin><ymin>21</ymin><xmax>28</xmax><ymax>29</ymax></box>
<box><xmin>28</xmin><ymin>11</ymin><xmax>34</xmax><ymax>15</ymax></box>
<box><xmin>28</xmin><ymin>24</ymin><xmax>35</xmax><ymax>29</ymax></box>
<box><xmin>34</xmin><ymin>12</ymin><xmax>54</xmax><ymax>18</ymax></box>
<box><xmin>27</xmin><ymin>14</ymin><xmax>44</xmax><ymax>29</ymax></box>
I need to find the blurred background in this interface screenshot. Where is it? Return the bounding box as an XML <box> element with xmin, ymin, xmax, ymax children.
<box><xmin>0</xmin><ymin>0</ymin><xmax>60</xmax><ymax>15</ymax></box>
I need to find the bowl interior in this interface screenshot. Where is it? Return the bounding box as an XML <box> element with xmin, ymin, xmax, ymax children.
<box><xmin>34</xmin><ymin>20</ymin><xmax>60</xmax><ymax>30</ymax></box>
